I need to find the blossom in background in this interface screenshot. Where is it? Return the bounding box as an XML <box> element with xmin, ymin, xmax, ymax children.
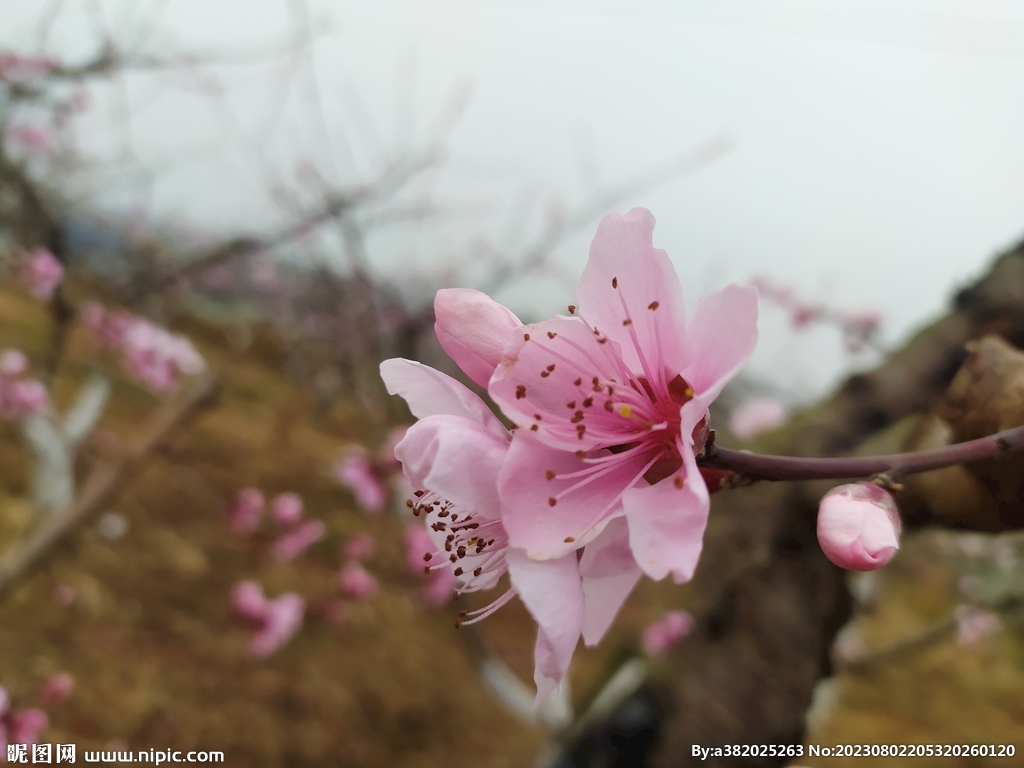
<box><xmin>728</xmin><ymin>396</ymin><xmax>788</xmax><ymax>440</ymax></box>
<box><xmin>229</xmin><ymin>488</ymin><xmax>265</xmax><ymax>534</ymax></box>
<box><xmin>0</xmin><ymin>687</ymin><xmax>48</xmax><ymax>751</ymax></box>
<box><xmin>5</xmin><ymin>124</ymin><xmax>54</xmax><ymax>153</ymax></box>
<box><xmin>338</xmin><ymin>562</ymin><xmax>378</xmax><ymax>600</ymax></box>
<box><xmin>0</xmin><ymin>52</ymin><xmax>56</xmax><ymax>83</ymax></box>
<box><xmin>334</xmin><ymin>447</ymin><xmax>386</xmax><ymax>513</ymax></box>
<box><xmin>39</xmin><ymin>674</ymin><xmax>73</xmax><ymax>705</ymax></box>
<box><xmin>271</xmin><ymin>520</ymin><xmax>326</xmax><ymax>562</ymax></box>
<box><xmin>817</xmin><ymin>483</ymin><xmax>901</xmax><ymax>571</ymax></box>
<box><xmin>232</xmin><ymin>581</ymin><xmax>304</xmax><ymax>657</ymax></box>
<box><xmin>80</xmin><ymin>303</ymin><xmax>205</xmax><ymax>392</ymax></box>
<box><xmin>403</xmin><ymin>523</ymin><xmax>457</xmax><ymax>608</ymax></box>
<box><xmin>954</xmin><ymin>604</ymin><xmax>1000</xmax><ymax>648</ymax></box>
<box><xmin>0</xmin><ymin>349</ymin><xmax>48</xmax><ymax>420</ymax></box>
<box><xmin>15</xmin><ymin>247</ymin><xmax>63</xmax><ymax>301</ymax></box>
<box><xmin>642</xmin><ymin>610</ymin><xmax>694</xmax><ymax>656</ymax></box>
<box><xmin>270</xmin><ymin>492</ymin><xmax>303</xmax><ymax>526</ymax></box>
<box><xmin>342</xmin><ymin>532</ymin><xmax>375</xmax><ymax>562</ymax></box>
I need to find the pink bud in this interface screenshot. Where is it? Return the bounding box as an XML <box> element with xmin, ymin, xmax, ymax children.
<box><xmin>0</xmin><ymin>349</ymin><xmax>28</xmax><ymax>376</ymax></box>
<box><xmin>817</xmin><ymin>483</ymin><xmax>901</xmax><ymax>571</ymax></box>
<box><xmin>338</xmin><ymin>561</ymin><xmax>377</xmax><ymax>599</ymax></box>
<box><xmin>334</xmin><ymin>450</ymin><xmax>386</xmax><ymax>513</ymax></box>
<box><xmin>433</xmin><ymin>288</ymin><xmax>522</xmax><ymax>388</ymax></box>
<box><xmin>270</xmin><ymin>492</ymin><xmax>304</xmax><ymax>526</ymax></box>
<box><xmin>642</xmin><ymin>610</ymin><xmax>694</xmax><ymax>656</ymax></box>
<box><xmin>230</xmin><ymin>488</ymin><xmax>265</xmax><ymax>534</ymax></box>
<box><xmin>251</xmin><ymin>593</ymin><xmax>304</xmax><ymax>657</ymax></box>
<box><xmin>40</xmin><ymin>673</ymin><xmax>74</xmax><ymax>705</ymax></box>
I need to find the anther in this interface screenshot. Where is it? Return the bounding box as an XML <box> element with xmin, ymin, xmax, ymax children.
<box><xmin>673</xmin><ymin>477</ymin><xmax>684</xmax><ymax>489</ymax></box>
<box><xmin>548</xmin><ymin>497</ymin><xmax>557</xmax><ymax>507</ymax></box>
<box><xmin>530</xmin><ymin>424</ymin><xmax>539</xmax><ymax>431</ymax></box>
<box><xmin>622</xmin><ymin>318</ymin><xmax>632</xmax><ymax>326</ymax></box>
<box><xmin>406</xmin><ymin>499</ymin><xmax>414</xmax><ymax>508</ymax></box>
<box><xmin>454</xmin><ymin>567</ymin><xmax>463</xmax><ymax>577</ymax></box>
<box><xmin>473</xmin><ymin>567</ymin><xmax>483</xmax><ymax>577</ymax></box>
<box><xmin>576</xmin><ymin>425</ymin><xmax>586</xmax><ymax>439</ymax></box>
<box><xmin>524</xmin><ymin>333</ymin><xmax>531</xmax><ymax>341</ymax></box>
<box><xmin>423</xmin><ymin>553</ymin><xmax>433</xmax><ymax>561</ymax></box>
<box><xmin>564</xmin><ymin>536</ymin><xmax>575</xmax><ymax>543</ymax></box>
<box><xmin>545</xmin><ymin>470</ymin><xmax>556</xmax><ymax>480</ymax></box>
<box><xmin>414</xmin><ymin>490</ymin><xmax>425</xmax><ymax>497</ymax></box>
<box><xmin>583</xmin><ymin>397</ymin><xmax>593</xmax><ymax>407</ymax></box>
<box><xmin>604</xmin><ymin>400</ymin><xmax>614</xmax><ymax>412</ymax></box>
<box><xmin>547</xmin><ymin>364</ymin><xmax>556</xmax><ymax>372</ymax></box>
<box><xmin>566</xmin><ymin>401</ymin><xmax>576</xmax><ymax>409</ymax></box>
<box><xmin>574</xmin><ymin>377</ymin><xmax>582</xmax><ymax>386</ymax></box>
<box><xmin>612</xmin><ymin>277</ymin><xmax>618</xmax><ymax>288</ymax></box>
<box><xmin>568</xmin><ymin>305</ymin><xmax>576</xmax><ymax>314</ymax></box>
<box><xmin>648</xmin><ymin>301</ymin><xmax>660</xmax><ymax>310</ymax></box>
<box><xmin>516</xmin><ymin>385</ymin><xmax>526</xmax><ymax>399</ymax></box>
<box><xmin>547</xmin><ymin>331</ymin><xmax>557</xmax><ymax>339</ymax></box>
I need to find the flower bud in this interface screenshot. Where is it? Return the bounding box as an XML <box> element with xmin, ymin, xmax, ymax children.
<box><xmin>434</xmin><ymin>288</ymin><xmax>521</xmax><ymax>388</ymax></box>
<box><xmin>816</xmin><ymin>482</ymin><xmax>901</xmax><ymax>571</ymax></box>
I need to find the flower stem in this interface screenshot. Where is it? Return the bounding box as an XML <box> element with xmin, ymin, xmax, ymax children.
<box><xmin>699</xmin><ymin>423</ymin><xmax>1024</xmax><ymax>483</ymax></box>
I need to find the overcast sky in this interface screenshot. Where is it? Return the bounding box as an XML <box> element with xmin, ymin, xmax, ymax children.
<box><xmin>5</xmin><ymin>0</ymin><xmax>1024</xmax><ymax>397</ymax></box>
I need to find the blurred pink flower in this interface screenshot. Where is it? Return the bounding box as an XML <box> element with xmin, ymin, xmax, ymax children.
<box><xmin>120</xmin><ymin>318</ymin><xmax>206</xmax><ymax>392</ymax></box>
<box><xmin>955</xmin><ymin>604</ymin><xmax>1000</xmax><ymax>648</ymax></box>
<box><xmin>728</xmin><ymin>397</ymin><xmax>788</xmax><ymax>439</ymax></box>
<box><xmin>271</xmin><ymin>520</ymin><xmax>326</xmax><ymax>562</ymax></box>
<box><xmin>334</xmin><ymin>448</ymin><xmax>385</xmax><ymax>513</ymax></box>
<box><xmin>643</xmin><ymin>610</ymin><xmax>694</xmax><ymax>656</ymax></box>
<box><xmin>338</xmin><ymin>562</ymin><xmax>377</xmax><ymax>599</ymax></box>
<box><xmin>817</xmin><ymin>483</ymin><xmax>901</xmax><ymax>571</ymax></box>
<box><xmin>16</xmin><ymin>248</ymin><xmax>63</xmax><ymax>300</ymax></box>
<box><xmin>404</xmin><ymin>524</ymin><xmax>456</xmax><ymax>608</ymax></box>
<box><xmin>0</xmin><ymin>52</ymin><xmax>57</xmax><ymax>83</ymax></box>
<box><xmin>342</xmin><ymin>533</ymin><xmax>375</xmax><ymax>562</ymax></box>
<box><xmin>8</xmin><ymin>708</ymin><xmax>48</xmax><ymax>745</ymax></box>
<box><xmin>40</xmin><ymin>673</ymin><xmax>73</xmax><ymax>705</ymax></box>
<box><xmin>0</xmin><ymin>350</ymin><xmax>27</xmax><ymax>377</ymax></box>
<box><xmin>270</xmin><ymin>492</ymin><xmax>304</xmax><ymax>526</ymax></box>
<box><xmin>53</xmin><ymin>584</ymin><xmax>76</xmax><ymax>606</ymax></box>
<box><xmin>6</xmin><ymin>124</ymin><xmax>53</xmax><ymax>152</ymax></box>
<box><xmin>229</xmin><ymin>488</ymin><xmax>265</xmax><ymax>534</ymax></box>
<box><xmin>232</xmin><ymin>580</ymin><xmax>268</xmax><ymax>621</ymax></box>
<box><xmin>251</xmin><ymin>593</ymin><xmax>305</xmax><ymax>658</ymax></box>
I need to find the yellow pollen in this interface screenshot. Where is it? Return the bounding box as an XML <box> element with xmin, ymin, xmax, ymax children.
<box><xmin>617</xmin><ymin>405</ymin><xmax>632</xmax><ymax>417</ymax></box>
<box><xmin>684</xmin><ymin>387</ymin><xmax>694</xmax><ymax>397</ymax></box>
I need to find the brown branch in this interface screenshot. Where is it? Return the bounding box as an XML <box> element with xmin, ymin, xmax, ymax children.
<box><xmin>0</xmin><ymin>374</ymin><xmax>220</xmax><ymax>596</ymax></box>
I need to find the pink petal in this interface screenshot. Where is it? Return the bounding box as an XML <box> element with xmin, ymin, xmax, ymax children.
<box><xmin>642</xmin><ymin>610</ymin><xmax>694</xmax><ymax>656</ymax></box>
<box><xmin>490</xmin><ymin>315</ymin><xmax>635</xmax><ymax>452</ymax></box>
<box><xmin>232</xmin><ymin>580</ymin><xmax>268</xmax><ymax>620</ymax></box>
<box><xmin>434</xmin><ymin>288</ymin><xmax>522</xmax><ymax>388</ymax></box>
<box><xmin>394</xmin><ymin>414</ymin><xmax>508</xmax><ymax>519</ymax></box>
<box><xmin>624</xmin><ymin>402</ymin><xmax>710</xmax><ymax>582</ymax></box>
<box><xmin>506</xmin><ymin>548</ymin><xmax>584</xmax><ymax>704</ymax></box>
<box><xmin>499</xmin><ymin>434</ymin><xmax>643</xmax><ymax>560</ymax></box>
<box><xmin>334</xmin><ymin>450</ymin><xmax>386</xmax><ymax>513</ymax></box>
<box><xmin>578</xmin><ymin>517</ymin><xmax>643</xmax><ymax>646</ymax></box>
<box><xmin>679</xmin><ymin>284</ymin><xmax>758</xmax><ymax>402</ymax></box>
<box><xmin>575</xmin><ymin>209</ymin><xmax>691</xmax><ymax>379</ymax></box>
<box><xmin>380</xmin><ymin>358</ymin><xmax>506</xmax><ymax>438</ymax></box>
<box><xmin>338</xmin><ymin>561</ymin><xmax>378</xmax><ymax>599</ymax></box>
<box><xmin>251</xmin><ymin>593</ymin><xmax>304</xmax><ymax>657</ymax></box>
<box><xmin>270</xmin><ymin>520</ymin><xmax>326</xmax><ymax>562</ymax></box>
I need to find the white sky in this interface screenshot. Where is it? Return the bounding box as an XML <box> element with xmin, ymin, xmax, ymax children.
<box><xmin>4</xmin><ymin>0</ymin><xmax>1024</xmax><ymax>398</ymax></box>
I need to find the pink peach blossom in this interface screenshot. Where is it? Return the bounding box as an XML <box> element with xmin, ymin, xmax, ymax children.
<box><xmin>6</xmin><ymin>124</ymin><xmax>53</xmax><ymax>152</ymax></box>
<box><xmin>229</xmin><ymin>488</ymin><xmax>265</xmax><ymax>534</ymax></box>
<box><xmin>0</xmin><ymin>351</ymin><xmax>48</xmax><ymax>420</ymax></box>
<box><xmin>8</xmin><ymin>708</ymin><xmax>47</xmax><ymax>745</ymax></box>
<box><xmin>343</xmin><ymin>533</ymin><xmax>375</xmax><ymax>562</ymax></box>
<box><xmin>334</xmin><ymin>448</ymin><xmax>386</xmax><ymax>513</ymax></box>
<box><xmin>490</xmin><ymin>209</ymin><xmax>758</xmax><ymax>586</ymax></box>
<box><xmin>642</xmin><ymin>610</ymin><xmax>694</xmax><ymax>656</ymax></box>
<box><xmin>40</xmin><ymin>673</ymin><xmax>74</xmax><ymax>705</ymax></box>
<box><xmin>271</xmin><ymin>520</ymin><xmax>325</xmax><ymax>562</ymax></box>
<box><xmin>433</xmin><ymin>288</ymin><xmax>523</xmax><ymax>389</ymax></box>
<box><xmin>338</xmin><ymin>562</ymin><xmax>377</xmax><ymax>599</ymax></box>
<box><xmin>232</xmin><ymin>580</ymin><xmax>268</xmax><ymax>621</ymax></box>
<box><xmin>817</xmin><ymin>483</ymin><xmax>901</xmax><ymax>571</ymax></box>
<box><xmin>16</xmin><ymin>248</ymin><xmax>63</xmax><ymax>300</ymax></box>
<box><xmin>0</xmin><ymin>350</ymin><xmax>27</xmax><ymax>377</ymax></box>
<box><xmin>0</xmin><ymin>52</ymin><xmax>57</xmax><ymax>83</ymax></box>
<box><xmin>250</xmin><ymin>593</ymin><xmax>305</xmax><ymax>657</ymax></box>
<box><xmin>270</xmin><ymin>492</ymin><xmax>304</xmax><ymax>526</ymax></box>
<box><xmin>728</xmin><ymin>397</ymin><xmax>788</xmax><ymax>439</ymax></box>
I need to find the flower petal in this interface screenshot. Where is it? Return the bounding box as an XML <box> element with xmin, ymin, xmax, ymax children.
<box><xmin>506</xmin><ymin>548</ymin><xmax>583</xmax><ymax>704</ymax></box>
<box><xmin>578</xmin><ymin>517</ymin><xmax>642</xmax><ymax>646</ymax></box>
<box><xmin>576</xmin><ymin>209</ymin><xmax>691</xmax><ymax>385</ymax></box>
<box><xmin>499</xmin><ymin>434</ymin><xmax>646</xmax><ymax>560</ymax></box>
<box><xmin>380</xmin><ymin>358</ymin><xmax>506</xmax><ymax>437</ymax></box>
<box><xmin>679</xmin><ymin>284</ymin><xmax>758</xmax><ymax>402</ymax></box>
<box><xmin>623</xmin><ymin>401</ymin><xmax>710</xmax><ymax>582</ymax></box>
<box><xmin>434</xmin><ymin>288</ymin><xmax>522</xmax><ymax>389</ymax></box>
<box><xmin>490</xmin><ymin>316</ymin><xmax>639</xmax><ymax>452</ymax></box>
<box><xmin>394</xmin><ymin>414</ymin><xmax>508</xmax><ymax>518</ymax></box>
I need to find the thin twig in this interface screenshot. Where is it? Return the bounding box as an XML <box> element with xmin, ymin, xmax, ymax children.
<box><xmin>0</xmin><ymin>374</ymin><xmax>220</xmax><ymax>595</ymax></box>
